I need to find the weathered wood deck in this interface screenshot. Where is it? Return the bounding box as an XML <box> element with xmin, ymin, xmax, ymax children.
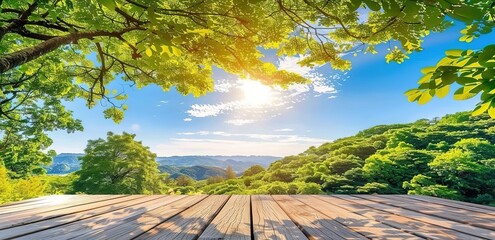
<box><xmin>1</xmin><ymin>194</ymin><xmax>494</xmax><ymax>239</ymax></box>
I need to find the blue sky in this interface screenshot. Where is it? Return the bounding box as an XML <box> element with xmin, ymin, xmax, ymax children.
<box><xmin>49</xmin><ymin>22</ymin><xmax>494</xmax><ymax>157</ymax></box>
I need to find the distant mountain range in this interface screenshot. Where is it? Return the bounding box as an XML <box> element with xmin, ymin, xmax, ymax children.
<box><xmin>46</xmin><ymin>153</ymin><xmax>83</xmax><ymax>174</ymax></box>
<box><xmin>158</xmin><ymin>165</ymin><xmax>226</xmax><ymax>180</ymax></box>
<box><xmin>46</xmin><ymin>154</ymin><xmax>280</xmax><ymax>179</ymax></box>
<box><xmin>155</xmin><ymin>155</ymin><xmax>280</xmax><ymax>172</ymax></box>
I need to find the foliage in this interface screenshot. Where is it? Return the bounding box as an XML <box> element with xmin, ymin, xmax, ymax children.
<box><xmin>6</xmin><ymin>111</ymin><xmax>495</xmax><ymax>206</ymax></box>
<box><xmin>1</xmin><ymin>0</ymin><xmax>494</xmax><ymax>181</ymax></box>
<box><xmin>0</xmin><ymin>0</ymin><xmax>490</xmax><ymax>118</ymax></box>
<box><xmin>175</xmin><ymin>175</ymin><xmax>195</xmax><ymax>187</ymax></box>
<box><xmin>192</xmin><ymin>111</ymin><xmax>495</xmax><ymax>205</ymax></box>
<box><xmin>0</xmin><ymin>165</ymin><xmax>47</xmax><ymax>204</ymax></box>
<box><xmin>403</xmin><ymin>174</ymin><xmax>460</xmax><ymax>199</ymax></box>
<box><xmin>45</xmin><ymin>174</ymin><xmax>79</xmax><ymax>194</ymax></box>
<box><xmin>225</xmin><ymin>165</ymin><xmax>236</xmax><ymax>179</ymax></box>
<box><xmin>158</xmin><ymin>165</ymin><xmax>225</xmax><ymax>180</ymax></box>
<box><xmin>73</xmin><ymin>132</ymin><xmax>164</xmax><ymax>194</ymax></box>
<box><xmin>243</xmin><ymin>164</ymin><xmax>265</xmax><ymax>177</ymax></box>
<box><xmin>206</xmin><ymin>175</ymin><xmax>225</xmax><ymax>185</ymax></box>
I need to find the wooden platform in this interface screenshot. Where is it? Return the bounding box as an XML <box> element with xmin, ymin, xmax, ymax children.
<box><xmin>1</xmin><ymin>195</ymin><xmax>494</xmax><ymax>239</ymax></box>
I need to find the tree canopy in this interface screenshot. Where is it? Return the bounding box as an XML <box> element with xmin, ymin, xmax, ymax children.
<box><xmin>73</xmin><ymin>132</ymin><xmax>163</xmax><ymax>194</ymax></box>
<box><xmin>1</xmin><ymin>0</ymin><xmax>495</xmax><ymax>179</ymax></box>
<box><xmin>1</xmin><ymin>0</ymin><xmax>493</xmax><ymax>121</ymax></box>
<box><xmin>5</xmin><ymin>111</ymin><xmax>495</xmax><ymax>205</ymax></box>
<box><xmin>195</xmin><ymin>111</ymin><xmax>495</xmax><ymax>205</ymax></box>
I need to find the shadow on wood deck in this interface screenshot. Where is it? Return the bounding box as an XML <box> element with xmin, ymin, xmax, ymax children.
<box><xmin>0</xmin><ymin>194</ymin><xmax>494</xmax><ymax>239</ymax></box>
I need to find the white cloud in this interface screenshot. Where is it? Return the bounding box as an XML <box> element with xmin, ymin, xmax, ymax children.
<box><xmin>175</xmin><ymin>131</ymin><xmax>328</xmax><ymax>143</ymax></box>
<box><xmin>154</xmin><ymin>133</ymin><xmax>330</xmax><ymax>156</ymax></box>
<box><xmin>160</xmin><ymin>100</ymin><xmax>169</xmax><ymax>104</ymax></box>
<box><xmin>214</xmin><ymin>79</ymin><xmax>236</xmax><ymax>93</ymax></box>
<box><xmin>185</xmin><ymin>55</ymin><xmax>346</xmax><ymax>124</ymax></box>
<box><xmin>131</xmin><ymin>124</ymin><xmax>140</xmax><ymax>131</ymax></box>
<box><xmin>275</xmin><ymin>128</ymin><xmax>293</xmax><ymax>132</ymax></box>
<box><xmin>183</xmin><ymin>118</ymin><xmax>192</xmax><ymax>122</ymax></box>
<box><xmin>225</xmin><ymin>119</ymin><xmax>255</xmax><ymax>126</ymax></box>
<box><xmin>313</xmin><ymin>82</ymin><xmax>337</xmax><ymax>94</ymax></box>
<box><xmin>278</xmin><ymin>55</ymin><xmax>312</xmax><ymax>75</ymax></box>
<box><xmin>187</xmin><ymin>102</ymin><xmax>238</xmax><ymax>117</ymax></box>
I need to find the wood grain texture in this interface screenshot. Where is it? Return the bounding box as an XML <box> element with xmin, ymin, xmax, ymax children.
<box><xmin>0</xmin><ymin>195</ymin><xmax>147</xmax><ymax>239</ymax></box>
<box><xmin>273</xmin><ymin>195</ymin><xmax>365</xmax><ymax>240</ymax></box>
<box><xmin>1</xmin><ymin>194</ymin><xmax>494</xmax><ymax>240</ymax></box>
<box><xmin>136</xmin><ymin>195</ymin><xmax>229</xmax><ymax>240</ymax></box>
<box><xmin>14</xmin><ymin>195</ymin><xmax>168</xmax><ymax>240</ymax></box>
<box><xmin>293</xmin><ymin>195</ymin><xmax>420</xmax><ymax>239</ymax></box>
<box><xmin>251</xmin><ymin>195</ymin><xmax>308</xmax><ymax>240</ymax></box>
<box><xmin>399</xmin><ymin>195</ymin><xmax>495</xmax><ymax>215</ymax></box>
<box><xmin>0</xmin><ymin>195</ymin><xmax>123</xmax><ymax>216</ymax></box>
<box><xmin>358</xmin><ymin>195</ymin><xmax>495</xmax><ymax>231</ymax></box>
<box><xmin>198</xmin><ymin>195</ymin><xmax>251</xmax><ymax>240</ymax></box>
<box><xmin>331</xmin><ymin>195</ymin><xmax>489</xmax><ymax>239</ymax></box>
<box><xmin>0</xmin><ymin>195</ymin><xmax>138</xmax><ymax>230</ymax></box>
<box><xmin>71</xmin><ymin>195</ymin><xmax>197</xmax><ymax>240</ymax></box>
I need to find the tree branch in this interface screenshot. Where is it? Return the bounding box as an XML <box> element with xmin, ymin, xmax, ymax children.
<box><xmin>0</xmin><ymin>26</ymin><xmax>143</xmax><ymax>73</ymax></box>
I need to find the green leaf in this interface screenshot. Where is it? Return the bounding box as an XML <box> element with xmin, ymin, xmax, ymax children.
<box><xmin>145</xmin><ymin>47</ymin><xmax>152</xmax><ymax>57</ymax></box>
<box><xmin>436</xmin><ymin>85</ymin><xmax>450</xmax><ymax>98</ymax></box>
<box><xmin>456</xmin><ymin>77</ymin><xmax>478</xmax><ymax>85</ymax></box>
<box><xmin>363</xmin><ymin>0</ymin><xmax>380</xmax><ymax>11</ymax></box>
<box><xmin>418</xmin><ymin>73</ymin><xmax>433</xmax><ymax>84</ymax></box>
<box><xmin>421</xmin><ymin>66</ymin><xmax>436</xmax><ymax>74</ymax></box>
<box><xmin>488</xmin><ymin>107</ymin><xmax>495</xmax><ymax>118</ymax></box>
<box><xmin>418</xmin><ymin>91</ymin><xmax>434</xmax><ymax>105</ymax></box>
<box><xmin>453</xmin><ymin>6</ymin><xmax>484</xmax><ymax>21</ymax></box>
<box><xmin>405</xmin><ymin>89</ymin><xmax>422</xmax><ymax>102</ymax></box>
<box><xmin>453</xmin><ymin>85</ymin><xmax>480</xmax><ymax>100</ymax></box>
<box><xmin>440</xmin><ymin>71</ymin><xmax>457</xmax><ymax>84</ymax></box>
<box><xmin>98</xmin><ymin>0</ymin><xmax>116</xmax><ymax>10</ymax></box>
<box><xmin>188</xmin><ymin>28</ymin><xmax>214</xmax><ymax>36</ymax></box>
<box><xmin>472</xmin><ymin>102</ymin><xmax>490</xmax><ymax>116</ymax></box>
<box><xmin>347</xmin><ymin>0</ymin><xmax>362</xmax><ymax>11</ymax></box>
<box><xmin>482</xmin><ymin>69</ymin><xmax>495</xmax><ymax>80</ymax></box>
<box><xmin>445</xmin><ymin>49</ymin><xmax>463</xmax><ymax>58</ymax></box>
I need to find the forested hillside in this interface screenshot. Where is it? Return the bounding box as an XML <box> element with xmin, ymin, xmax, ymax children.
<box><xmin>199</xmin><ymin>112</ymin><xmax>495</xmax><ymax>205</ymax></box>
<box><xmin>3</xmin><ymin>111</ymin><xmax>495</xmax><ymax>205</ymax></box>
<box><xmin>158</xmin><ymin>165</ymin><xmax>226</xmax><ymax>180</ymax></box>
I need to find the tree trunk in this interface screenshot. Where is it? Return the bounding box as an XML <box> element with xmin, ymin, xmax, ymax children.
<box><xmin>0</xmin><ymin>28</ymin><xmax>139</xmax><ymax>73</ymax></box>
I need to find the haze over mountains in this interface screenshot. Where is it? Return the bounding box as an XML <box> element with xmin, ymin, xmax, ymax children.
<box><xmin>47</xmin><ymin>154</ymin><xmax>280</xmax><ymax>179</ymax></box>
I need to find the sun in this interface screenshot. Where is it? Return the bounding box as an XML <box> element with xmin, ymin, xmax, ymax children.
<box><xmin>239</xmin><ymin>79</ymin><xmax>275</xmax><ymax>107</ymax></box>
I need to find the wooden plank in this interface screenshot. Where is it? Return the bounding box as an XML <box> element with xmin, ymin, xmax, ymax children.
<box><xmin>70</xmin><ymin>195</ymin><xmax>200</xmax><ymax>239</ymax></box>
<box><xmin>293</xmin><ymin>195</ymin><xmax>420</xmax><ymax>239</ymax></box>
<box><xmin>403</xmin><ymin>195</ymin><xmax>495</xmax><ymax>213</ymax></box>
<box><xmin>386</xmin><ymin>195</ymin><xmax>495</xmax><ymax>218</ymax></box>
<box><xmin>0</xmin><ymin>195</ymin><xmax>123</xmax><ymax>216</ymax></box>
<box><xmin>198</xmin><ymin>195</ymin><xmax>251</xmax><ymax>240</ymax></box>
<box><xmin>0</xmin><ymin>195</ymin><xmax>56</xmax><ymax>208</ymax></box>
<box><xmin>0</xmin><ymin>195</ymin><xmax>121</xmax><ymax>214</ymax></box>
<box><xmin>0</xmin><ymin>195</ymin><xmax>90</xmax><ymax>215</ymax></box>
<box><xmin>13</xmin><ymin>195</ymin><xmax>170</xmax><ymax>240</ymax></box>
<box><xmin>0</xmin><ymin>195</ymin><xmax>141</xmax><ymax>230</ymax></box>
<box><xmin>273</xmin><ymin>195</ymin><xmax>365</xmax><ymax>240</ymax></box>
<box><xmin>0</xmin><ymin>195</ymin><xmax>152</xmax><ymax>239</ymax></box>
<box><xmin>330</xmin><ymin>195</ymin><xmax>490</xmax><ymax>239</ymax></box>
<box><xmin>136</xmin><ymin>195</ymin><xmax>229</xmax><ymax>240</ymax></box>
<box><xmin>358</xmin><ymin>195</ymin><xmax>495</xmax><ymax>231</ymax></box>
<box><xmin>251</xmin><ymin>195</ymin><xmax>308</xmax><ymax>240</ymax></box>
<box><xmin>0</xmin><ymin>195</ymin><xmax>161</xmax><ymax>239</ymax></box>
